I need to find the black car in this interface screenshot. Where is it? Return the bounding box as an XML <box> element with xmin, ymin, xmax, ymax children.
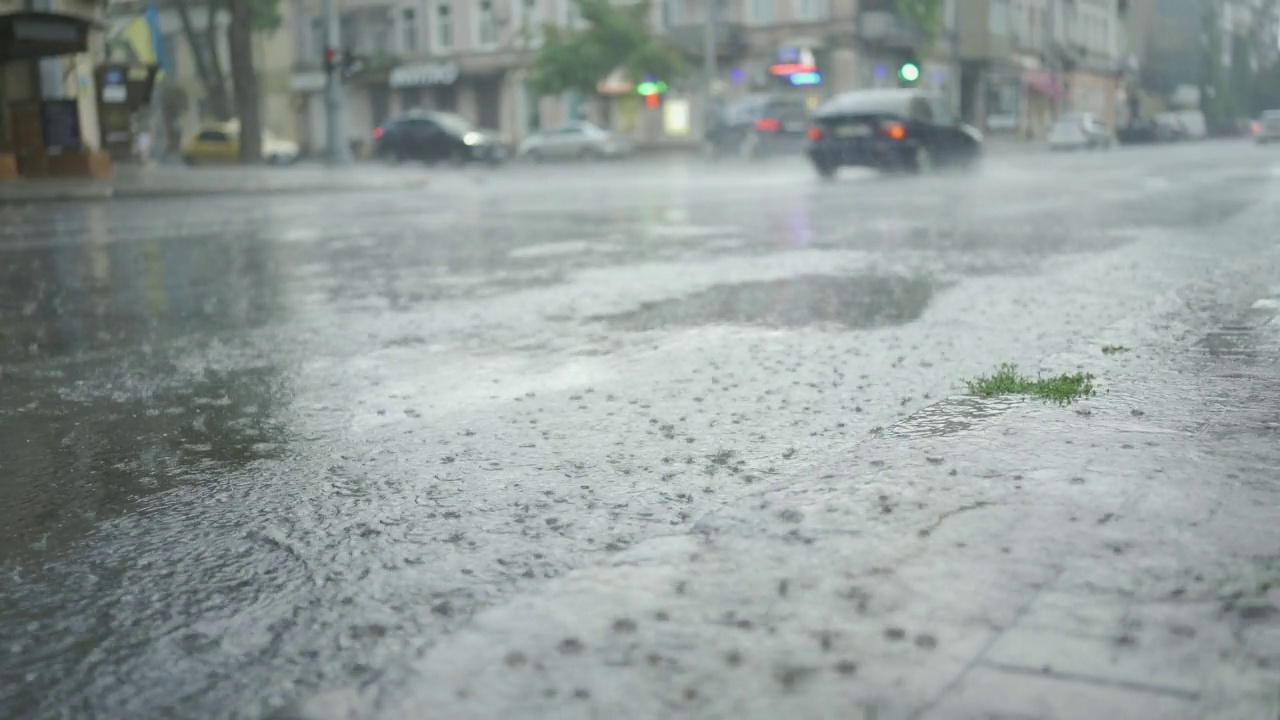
<box><xmin>707</xmin><ymin>95</ymin><xmax>811</xmax><ymax>160</ymax></box>
<box><xmin>373</xmin><ymin>110</ymin><xmax>508</xmax><ymax>164</ymax></box>
<box><xmin>806</xmin><ymin>89</ymin><xmax>982</xmax><ymax>178</ymax></box>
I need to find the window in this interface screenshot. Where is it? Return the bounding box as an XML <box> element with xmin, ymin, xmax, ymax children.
<box><xmin>663</xmin><ymin>0</ymin><xmax>682</xmax><ymax>27</ymax></box>
<box><xmin>440</xmin><ymin>2</ymin><xmax>455</xmax><ymax>50</ymax></box>
<box><xmin>518</xmin><ymin>0</ymin><xmax>544</xmax><ymax>45</ymax></box>
<box><xmin>795</xmin><ymin>0</ymin><xmax>829</xmax><ymax>21</ymax></box>
<box><xmin>989</xmin><ymin>0</ymin><xmax>1009</xmax><ymax>34</ymax></box>
<box><xmin>197</xmin><ymin>130</ymin><xmax>229</xmax><ymax>143</ymax></box>
<box><xmin>478</xmin><ymin>0</ymin><xmax>498</xmax><ymax>45</ymax></box>
<box><xmin>436</xmin><ymin>3</ymin><xmax>452</xmax><ymax>50</ymax></box>
<box><xmin>748</xmin><ymin>0</ymin><xmax>771</xmax><ymax>25</ymax></box>
<box><xmin>311</xmin><ymin>16</ymin><xmax>326</xmax><ymax>61</ymax></box>
<box><xmin>403</xmin><ymin>7</ymin><xmax>418</xmax><ymax>52</ymax></box>
<box><xmin>562</xmin><ymin>0</ymin><xmax>583</xmax><ymax>29</ymax></box>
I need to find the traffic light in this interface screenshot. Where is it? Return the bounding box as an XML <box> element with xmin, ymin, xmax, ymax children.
<box><xmin>898</xmin><ymin>62</ymin><xmax>920</xmax><ymax>84</ymax></box>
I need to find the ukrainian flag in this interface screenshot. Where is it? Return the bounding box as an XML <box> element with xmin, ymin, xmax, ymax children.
<box><xmin>122</xmin><ymin>4</ymin><xmax>166</xmax><ymax>78</ymax></box>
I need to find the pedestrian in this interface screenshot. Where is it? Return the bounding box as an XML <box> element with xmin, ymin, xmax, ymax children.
<box><xmin>133</xmin><ymin>128</ymin><xmax>152</xmax><ymax>165</ymax></box>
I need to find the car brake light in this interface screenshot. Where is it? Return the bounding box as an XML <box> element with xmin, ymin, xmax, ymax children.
<box><xmin>807</xmin><ymin>126</ymin><xmax>823</xmax><ymax>141</ymax></box>
<box><xmin>372</xmin><ymin>127</ymin><xmax>384</xmax><ymax>139</ymax></box>
<box><xmin>880</xmin><ymin>121</ymin><xmax>906</xmax><ymax>140</ymax></box>
<box><xmin>755</xmin><ymin>117</ymin><xmax>781</xmax><ymax>132</ymax></box>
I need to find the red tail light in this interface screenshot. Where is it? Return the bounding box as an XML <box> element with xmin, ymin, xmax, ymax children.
<box><xmin>755</xmin><ymin>117</ymin><xmax>781</xmax><ymax>132</ymax></box>
<box><xmin>880</xmin><ymin>121</ymin><xmax>907</xmax><ymax>140</ymax></box>
<box><xmin>372</xmin><ymin>126</ymin><xmax>384</xmax><ymax>139</ymax></box>
<box><xmin>807</xmin><ymin>126</ymin><xmax>823</xmax><ymax>141</ymax></box>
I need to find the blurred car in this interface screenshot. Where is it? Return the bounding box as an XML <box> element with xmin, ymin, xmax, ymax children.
<box><xmin>182</xmin><ymin>121</ymin><xmax>300</xmax><ymax>165</ymax></box>
<box><xmin>707</xmin><ymin>94</ymin><xmax>811</xmax><ymax>160</ymax></box>
<box><xmin>1048</xmin><ymin>112</ymin><xmax>1113</xmax><ymax>151</ymax></box>
<box><xmin>1256</xmin><ymin>110</ymin><xmax>1280</xmax><ymax>144</ymax></box>
<box><xmin>373</xmin><ymin>110</ymin><xmax>507</xmax><ymax>165</ymax></box>
<box><xmin>517</xmin><ymin>122</ymin><xmax>633</xmax><ymax>161</ymax></box>
<box><xmin>805</xmin><ymin>89</ymin><xmax>982</xmax><ymax>179</ymax></box>
<box><xmin>1174</xmin><ymin>110</ymin><xmax>1207</xmax><ymax>139</ymax></box>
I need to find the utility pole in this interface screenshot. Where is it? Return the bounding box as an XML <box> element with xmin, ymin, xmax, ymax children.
<box><xmin>324</xmin><ymin>0</ymin><xmax>353</xmax><ymax>164</ymax></box>
<box><xmin>948</xmin><ymin>0</ymin><xmax>961</xmax><ymax>118</ymax></box>
<box><xmin>702</xmin><ymin>0</ymin><xmax>718</xmax><ymax>140</ymax></box>
<box><xmin>1045</xmin><ymin>0</ymin><xmax>1060</xmax><ymax>114</ymax></box>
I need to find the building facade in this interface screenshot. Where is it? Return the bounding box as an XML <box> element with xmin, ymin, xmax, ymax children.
<box><xmin>955</xmin><ymin>0</ymin><xmax>1127</xmax><ymax>138</ymax></box>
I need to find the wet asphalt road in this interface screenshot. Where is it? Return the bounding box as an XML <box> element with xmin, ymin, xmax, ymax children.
<box><xmin>1</xmin><ymin>142</ymin><xmax>1279</xmax><ymax>719</ymax></box>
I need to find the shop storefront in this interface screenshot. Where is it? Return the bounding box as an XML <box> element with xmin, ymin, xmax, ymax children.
<box><xmin>1</xmin><ymin>8</ymin><xmax>107</xmax><ymax>179</ymax></box>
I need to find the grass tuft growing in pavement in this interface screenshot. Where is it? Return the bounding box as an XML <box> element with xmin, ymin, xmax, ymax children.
<box><xmin>1101</xmin><ymin>345</ymin><xmax>1131</xmax><ymax>355</ymax></box>
<box><xmin>964</xmin><ymin>363</ymin><xmax>1096</xmax><ymax>405</ymax></box>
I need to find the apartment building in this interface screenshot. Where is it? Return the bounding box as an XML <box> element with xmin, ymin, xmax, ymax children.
<box><xmin>956</xmin><ymin>0</ymin><xmax>1126</xmax><ymax>137</ymax></box>
<box><xmin>290</xmin><ymin>0</ymin><xmax>591</xmax><ymax>154</ymax></box>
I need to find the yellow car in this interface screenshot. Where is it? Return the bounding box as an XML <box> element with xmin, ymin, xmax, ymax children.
<box><xmin>181</xmin><ymin>121</ymin><xmax>300</xmax><ymax>165</ymax></box>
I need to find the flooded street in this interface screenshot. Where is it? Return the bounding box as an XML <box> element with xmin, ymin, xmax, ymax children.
<box><xmin>2</xmin><ymin>143</ymin><xmax>1279</xmax><ymax>719</ymax></box>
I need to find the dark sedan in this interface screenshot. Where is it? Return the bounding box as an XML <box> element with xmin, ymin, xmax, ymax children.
<box><xmin>806</xmin><ymin>89</ymin><xmax>982</xmax><ymax>178</ymax></box>
<box><xmin>373</xmin><ymin>110</ymin><xmax>508</xmax><ymax>165</ymax></box>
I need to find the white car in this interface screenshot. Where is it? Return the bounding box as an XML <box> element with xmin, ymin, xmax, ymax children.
<box><xmin>1257</xmin><ymin>110</ymin><xmax>1280</xmax><ymax>144</ymax></box>
<box><xmin>1048</xmin><ymin>112</ymin><xmax>1114</xmax><ymax>151</ymax></box>
<box><xmin>518</xmin><ymin>122</ymin><xmax>633</xmax><ymax>161</ymax></box>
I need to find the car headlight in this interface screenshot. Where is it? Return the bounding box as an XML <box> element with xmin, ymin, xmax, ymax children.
<box><xmin>464</xmin><ymin>132</ymin><xmax>483</xmax><ymax>146</ymax></box>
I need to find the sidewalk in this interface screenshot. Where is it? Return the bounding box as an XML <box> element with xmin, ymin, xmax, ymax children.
<box><xmin>288</xmin><ymin>245</ymin><xmax>1280</xmax><ymax>719</ymax></box>
<box><xmin>0</xmin><ymin>163</ymin><xmax>433</xmax><ymax>203</ymax></box>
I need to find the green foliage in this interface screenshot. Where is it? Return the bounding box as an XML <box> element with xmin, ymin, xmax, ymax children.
<box><xmin>964</xmin><ymin>364</ymin><xmax>1096</xmax><ymax>405</ymax></box>
<box><xmin>894</xmin><ymin>0</ymin><xmax>945</xmax><ymax>40</ymax></box>
<box><xmin>250</xmin><ymin>0</ymin><xmax>282</xmax><ymax>33</ymax></box>
<box><xmin>529</xmin><ymin>0</ymin><xmax>684</xmax><ymax>97</ymax></box>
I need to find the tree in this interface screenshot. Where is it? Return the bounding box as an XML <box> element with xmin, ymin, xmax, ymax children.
<box><xmin>172</xmin><ymin>0</ymin><xmax>232</xmax><ymax>120</ymax></box>
<box><xmin>529</xmin><ymin>0</ymin><xmax>684</xmax><ymax>98</ymax></box>
<box><xmin>228</xmin><ymin>0</ymin><xmax>261</xmax><ymax>162</ymax></box>
<box><xmin>168</xmin><ymin>0</ymin><xmax>280</xmax><ymax>123</ymax></box>
<box><xmin>894</xmin><ymin>0</ymin><xmax>945</xmax><ymax>40</ymax></box>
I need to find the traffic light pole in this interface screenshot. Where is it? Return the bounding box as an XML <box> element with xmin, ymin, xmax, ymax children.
<box><xmin>324</xmin><ymin>0</ymin><xmax>353</xmax><ymax>165</ymax></box>
<box><xmin>702</xmin><ymin>0</ymin><xmax>718</xmax><ymax>141</ymax></box>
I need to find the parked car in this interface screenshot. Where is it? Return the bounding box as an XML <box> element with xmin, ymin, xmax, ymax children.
<box><xmin>373</xmin><ymin>111</ymin><xmax>507</xmax><ymax>165</ymax></box>
<box><xmin>181</xmin><ymin>121</ymin><xmax>300</xmax><ymax>165</ymax></box>
<box><xmin>707</xmin><ymin>94</ymin><xmax>811</xmax><ymax>160</ymax></box>
<box><xmin>518</xmin><ymin>122</ymin><xmax>633</xmax><ymax>161</ymax></box>
<box><xmin>805</xmin><ymin>89</ymin><xmax>982</xmax><ymax>178</ymax></box>
<box><xmin>1256</xmin><ymin>110</ymin><xmax>1280</xmax><ymax>144</ymax></box>
<box><xmin>1047</xmin><ymin>112</ymin><xmax>1114</xmax><ymax>151</ymax></box>
<box><xmin>1174</xmin><ymin>110</ymin><xmax>1207</xmax><ymax>139</ymax></box>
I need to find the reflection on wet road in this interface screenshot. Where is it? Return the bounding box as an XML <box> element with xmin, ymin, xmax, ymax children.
<box><xmin>2</xmin><ymin>143</ymin><xmax>1279</xmax><ymax>719</ymax></box>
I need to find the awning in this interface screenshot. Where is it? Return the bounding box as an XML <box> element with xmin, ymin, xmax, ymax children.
<box><xmin>0</xmin><ymin>11</ymin><xmax>97</xmax><ymax>63</ymax></box>
<box><xmin>1022</xmin><ymin>69</ymin><xmax>1067</xmax><ymax>101</ymax></box>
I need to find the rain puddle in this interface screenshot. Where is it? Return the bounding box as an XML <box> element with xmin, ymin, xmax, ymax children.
<box><xmin>595</xmin><ymin>274</ymin><xmax>935</xmax><ymax>331</ymax></box>
<box><xmin>885</xmin><ymin>395</ymin><xmax>1024</xmax><ymax>439</ymax></box>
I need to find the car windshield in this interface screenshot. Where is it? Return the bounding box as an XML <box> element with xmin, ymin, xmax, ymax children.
<box><xmin>11</xmin><ymin>6</ymin><xmax>1280</xmax><ymax>720</ymax></box>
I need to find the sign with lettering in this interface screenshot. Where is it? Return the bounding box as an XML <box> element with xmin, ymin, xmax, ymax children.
<box><xmin>389</xmin><ymin>63</ymin><xmax>460</xmax><ymax>89</ymax></box>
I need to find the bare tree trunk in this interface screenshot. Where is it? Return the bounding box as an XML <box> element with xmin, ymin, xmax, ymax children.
<box><xmin>229</xmin><ymin>0</ymin><xmax>262</xmax><ymax>162</ymax></box>
<box><xmin>204</xmin><ymin>0</ymin><xmax>233</xmax><ymax>119</ymax></box>
<box><xmin>173</xmin><ymin>0</ymin><xmax>232</xmax><ymax>120</ymax></box>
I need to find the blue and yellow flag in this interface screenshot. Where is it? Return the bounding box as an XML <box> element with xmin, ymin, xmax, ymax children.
<box><xmin>122</xmin><ymin>4</ymin><xmax>166</xmax><ymax>78</ymax></box>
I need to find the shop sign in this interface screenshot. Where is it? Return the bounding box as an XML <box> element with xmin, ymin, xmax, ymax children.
<box><xmin>389</xmin><ymin>63</ymin><xmax>460</xmax><ymax>89</ymax></box>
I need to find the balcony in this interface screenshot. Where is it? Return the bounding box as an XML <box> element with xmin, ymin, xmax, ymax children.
<box><xmin>855</xmin><ymin>10</ymin><xmax>926</xmax><ymax>50</ymax></box>
<box><xmin>663</xmin><ymin>22</ymin><xmax>747</xmax><ymax>59</ymax></box>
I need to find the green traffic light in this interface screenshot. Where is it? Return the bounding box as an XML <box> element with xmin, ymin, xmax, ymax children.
<box><xmin>635</xmin><ymin>81</ymin><xmax>668</xmax><ymax>96</ymax></box>
<box><xmin>898</xmin><ymin>63</ymin><xmax>920</xmax><ymax>83</ymax></box>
